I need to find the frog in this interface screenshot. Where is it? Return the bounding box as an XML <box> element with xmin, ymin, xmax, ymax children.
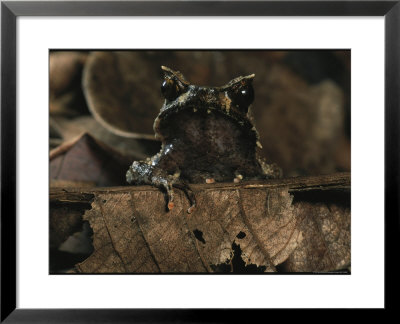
<box><xmin>126</xmin><ymin>66</ymin><xmax>281</xmax><ymax>213</ymax></box>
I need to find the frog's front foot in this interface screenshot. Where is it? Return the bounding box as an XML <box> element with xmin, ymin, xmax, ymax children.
<box><xmin>152</xmin><ymin>171</ymin><xmax>197</xmax><ymax>214</ymax></box>
<box><xmin>126</xmin><ymin>161</ymin><xmax>196</xmax><ymax>214</ymax></box>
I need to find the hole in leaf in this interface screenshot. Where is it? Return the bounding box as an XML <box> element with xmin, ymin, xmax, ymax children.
<box><xmin>275</xmin><ymin>260</ymin><xmax>289</xmax><ymax>273</ymax></box>
<box><xmin>210</xmin><ymin>262</ymin><xmax>231</xmax><ymax>273</ymax></box>
<box><xmin>236</xmin><ymin>231</ymin><xmax>246</xmax><ymax>239</ymax></box>
<box><xmin>210</xmin><ymin>242</ymin><xmax>267</xmax><ymax>273</ymax></box>
<box><xmin>193</xmin><ymin>229</ymin><xmax>206</xmax><ymax>244</ymax></box>
<box><xmin>231</xmin><ymin>242</ymin><xmax>266</xmax><ymax>273</ymax></box>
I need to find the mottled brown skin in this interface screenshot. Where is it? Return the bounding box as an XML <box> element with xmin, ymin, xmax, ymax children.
<box><xmin>126</xmin><ymin>66</ymin><xmax>280</xmax><ymax>213</ymax></box>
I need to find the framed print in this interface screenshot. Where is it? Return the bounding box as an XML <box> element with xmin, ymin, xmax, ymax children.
<box><xmin>1</xmin><ymin>0</ymin><xmax>399</xmax><ymax>321</ymax></box>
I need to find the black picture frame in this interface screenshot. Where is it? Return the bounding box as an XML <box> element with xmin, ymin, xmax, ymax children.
<box><xmin>1</xmin><ymin>0</ymin><xmax>398</xmax><ymax>321</ymax></box>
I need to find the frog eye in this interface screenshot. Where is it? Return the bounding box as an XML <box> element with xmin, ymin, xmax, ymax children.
<box><xmin>161</xmin><ymin>78</ymin><xmax>181</xmax><ymax>101</ymax></box>
<box><xmin>228</xmin><ymin>83</ymin><xmax>254</xmax><ymax>110</ymax></box>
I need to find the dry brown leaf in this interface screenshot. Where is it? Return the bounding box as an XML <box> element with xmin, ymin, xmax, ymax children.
<box><xmin>70</xmin><ymin>175</ymin><xmax>350</xmax><ymax>273</ymax></box>
<box><xmin>282</xmin><ymin>201</ymin><xmax>351</xmax><ymax>272</ymax></box>
<box><xmin>83</xmin><ymin>51</ymin><xmax>162</xmax><ymax>139</ymax></box>
<box><xmin>50</xmin><ymin>197</ymin><xmax>93</xmax><ymax>250</ymax></box>
<box><xmin>50</xmin><ymin>51</ymin><xmax>89</xmax><ymax>117</ymax></box>
<box><xmin>49</xmin><ymin>115</ymin><xmax>160</xmax><ymax>159</ymax></box>
<box><xmin>50</xmin><ymin>133</ymin><xmax>132</xmax><ymax>187</ymax></box>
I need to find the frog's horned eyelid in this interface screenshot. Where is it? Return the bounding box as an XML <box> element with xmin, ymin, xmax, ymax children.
<box><xmin>161</xmin><ymin>65</ymin><xmax>189</xmax><ymax>85</ymax></box>
<box><xmin>161</xmin><ymin>65</ymin><xmax>180</xmax><ymax>75</ymax></box>
<box><xmin>237</xmin><ymin>74</ymin><xmax>255</xmax><ymax>83</ymax></box>
<box><xmin>232</xmin><ymin>74</ymin><xmax>255</xmax><ymax>82</ymax></box>
<box><xmin>161</xmin><ymin>65</ymin><xmax>173</xmax><ymax>72</ymax></box>
<box><xmin>220</xmin><ymin>74</ymin><xmax>255</xmax><ymax>89</ymax></box>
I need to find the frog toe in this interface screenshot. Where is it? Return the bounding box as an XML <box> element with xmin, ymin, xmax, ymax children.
<box><xmin>187</xmin><ymin>204</ymin><xmax>196</xmax><ymax>214</ymax></box>
<box><xmin>233</xmin><ymin>172</ymin><xmax>243</xmax><ymax>183</ymax></box>
<box><xmin>173</xmin><ymin>181</ymin><xmax>196</xmax><ymax>214</ymax></box>
<box><xmin>167</xmin><ymin>201</ymin><xmax>175</xmax><ymax>211</ymax></box>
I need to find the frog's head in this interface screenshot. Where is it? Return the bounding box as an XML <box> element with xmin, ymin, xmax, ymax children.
<box><xmin>158</xmin><ymin>66</ymin><xmax>255</xmax><ymax>120</ymax></box>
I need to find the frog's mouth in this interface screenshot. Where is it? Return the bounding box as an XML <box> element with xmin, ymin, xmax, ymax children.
<box><xmin>159</xmin><ymin>99</ymin><xmax>251</xmax><ymax>125</ymax></box>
